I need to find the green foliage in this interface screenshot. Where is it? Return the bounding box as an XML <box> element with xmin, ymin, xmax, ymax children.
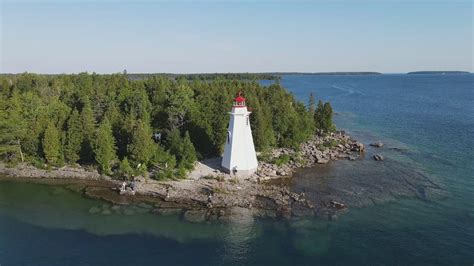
<box><xmin>257</xmin><ymin>151</ymin><xmax>273</xmax><ymax>163</ymax></box>
<box><xmin>0</xmin><ymin>92</ymin><xmax>27</xmax><ymax>162</ymax></box>
<box><xmin>324</xmin><ymin>139</ymin><xmax>339</xmax><ymax>148</ymax></box>
<box><xmin>80</xmin><ymin>98</ymin><xmax>96</xmax><ymax>162</ymax></box>
<box><xmin>43</xmin><ymin>122</ymin><xmax>61</xmax><ymax>165</ymax></box>
<box><xmin>93</xmin><ymin>118</ymin><xmax>116</xmax><ymax>174</ymax></box>
<box><xmin>118</xmin><ymin>157</ymin><xmax>134</xmax><ymax>180</ymax></box>
<box><xmin>180</xmin><ymin>131</ymin><xmax>197</xmax><ymax>170</ymax></box>
<box><xmin>166</xmin><ymin>129</ymin><xmax>197</xmax><ymax>171</ymax></box>
<box><xmin>273</xmin><ymin>154</ymin><xmax>291</xmax><ymax>166</ymax></box>
<box><xmin>64</xmin><ymin>109</ymin><xmax>83</xmax><ymax>163</ymax></box>
<box><xmin>127</xmin><ymin>120</ymin><xmax>154</xmax><ymax>166</ymax></box>
<box><xmin>314</xmin><ymin>100</ymin><xmax>336</xmax><ymax>132</ymax></box>
<box><xmin>0</xmin><ymin>73</ymin><xmax>332</xmax><ymax>177</ymax></box>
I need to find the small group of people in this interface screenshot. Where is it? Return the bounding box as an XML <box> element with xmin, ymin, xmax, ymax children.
<box><xmin>120</xmin><ymin>179</ymin><xmax>136</xmax><ymax>193</ymax></box>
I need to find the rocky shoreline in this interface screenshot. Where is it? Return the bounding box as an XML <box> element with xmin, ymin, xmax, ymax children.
<box><xmin>253</xmin><ymin>131</ymin><xmax>364</xmax><ymax>179</ymax></box>
<box><xmin>0</xmin><ymin>132</ymin><xmax>366</xmax><ymax>222</ymax></box>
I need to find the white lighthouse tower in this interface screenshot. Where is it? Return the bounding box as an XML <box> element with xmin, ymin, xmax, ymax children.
<box><xmin>221</xmin><ymin>91</ymin><xmax>258</xmax><ymax>177</ymax></box>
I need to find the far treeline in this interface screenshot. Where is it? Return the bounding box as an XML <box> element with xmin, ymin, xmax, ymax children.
<box><xmin>0</xmin><ymin>73</ymin><xmax>334</xmax><ymax>179</ymax></box>
<box><xmin>127</xmin><ymin>72</ymin><xmax>281</xmax><ymax>81</ymax></box>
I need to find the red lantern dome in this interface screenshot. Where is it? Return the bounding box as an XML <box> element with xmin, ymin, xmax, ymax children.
<box><xmin>233</xmin><ymin>91</ymin><xmax>246</xmax><ymax>107</ymax></box>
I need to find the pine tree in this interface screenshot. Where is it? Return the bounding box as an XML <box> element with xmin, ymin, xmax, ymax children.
<box><xmin>93</xmin><ymin>118</ymin><xmax>116</xmax><ymax>174</ymax></box>
<box><xmin>127</xmin><ymin>120</ymin><xmax>154</xmax><ymax>166</ymax></box>
<box><xmin>118</xmin><ymin>157</ymin><xmax>134</xmax><ymax>180</ymax></box>
<box><xmin>166</xmin><ymin>128</ymin><xmax>182</xmax><ymax>158</ymax></box>
<box><xmin>314</xmin><ymin>100</ymin><xmax>335</xmax><ymax>132</ymax></box>
<box><xmin>43</xmin><ymin>122</ymin><xmax>61</xmax><ymax>165</ymax></box>
<box><xmin>0</xmin><ymin>92</ymin><xmax>26</xmax><ymax>162</ymax></box>
<box><xmin>65</xmin><ymin>109</ymin><xmax>83</xmax><ymax>163</ymax></box>
<box><xmin>180</xmin><ymin>131</ymin><xmax>197</xmax><ymax>170</ymax></box>
<box><xmin>322</xmin><ymin>102</ymin><xmax>336</xmax><ymax>132</ymax></box>
<box><xmin>80</xmin><ymin>99</ymin><xmax>96</xmax><ymax>162</ymax></box>
<box><xmin>314</xmin><ymin>100</ymin><xmax>324</xmax><ymax>131</ymax></box>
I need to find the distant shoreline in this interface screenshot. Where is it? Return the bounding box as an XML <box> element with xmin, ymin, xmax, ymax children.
<box><xmin>407</xmin><ymin>71</ymin><xmax>470</xmax><ymax>75</ymax></box>
<box><xmin>1</xmin><ymin>71</ymin><xmax>471</xmax><ymax>78</ymax></box>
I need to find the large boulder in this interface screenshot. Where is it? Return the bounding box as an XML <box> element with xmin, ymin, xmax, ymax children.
<box><xmin>351</xmin><ymin>142</ymin><xmax>365</xmax><ymax>152</ymax></box>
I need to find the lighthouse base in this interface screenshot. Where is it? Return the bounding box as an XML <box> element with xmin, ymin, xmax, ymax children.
<box><xmin>221</xmin><ymin>166</ymin><xmax>257</xmax><ymax>178</ymax></box>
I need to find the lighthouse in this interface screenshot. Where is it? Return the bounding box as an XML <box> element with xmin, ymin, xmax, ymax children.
<box><xmin>221</xmin><ymin>91</ymin><xmax>258</xmax><ymax>177</ymax></box>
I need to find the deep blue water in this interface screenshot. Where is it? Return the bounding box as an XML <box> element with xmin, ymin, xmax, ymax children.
<box><xmin>1</xmin><ymin>74</ymin><xmax>473</xmax><ymax>265</ymax></box>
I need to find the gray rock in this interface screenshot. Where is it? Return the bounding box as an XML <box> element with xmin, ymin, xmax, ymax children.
<box><xmin>352</xmin><ymin>142</ymin><xmax>365</xmax><ymax>152</ymax></box>
<box><xmin>370</xmin><ymin>141</ymin><xmax>384</xmax><ymax>148</ymax></box>
<box><xmin>317</xmin><ymin>158</ymin><xmax>329</xmax><ymax>164</ymax></box>
<box><xmin>373</xmin><ymin>154</ymin><xmax>384</xmax><ymax>161</ymax></box>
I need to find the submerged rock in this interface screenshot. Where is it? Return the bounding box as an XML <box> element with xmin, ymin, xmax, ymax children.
<box><xmin>373</xmin><ymin>154</ymin><xmax>384</xmax><ymax>161</ymax></box>
<box><xmin>184</xmin><ymin>210</ymin><xmax>207</xmax><ymax>223</ymax></box>
<box><xmin>370</xmin><ymin>141</ymin><xmax>384</xmax><ymax>148</ymax></box>
<box><xmin>329</xmin><ymin>201</ymin><xmax>346</xmax><ymax>209</ymax></box>
<box><xmin>88</xmin><ymin>206</ymin><xmax>101</xmax><ymax>214</ymax></box>
<box><xmin>123</xmin><ymin>209</ymin><xmax>135</xmax><ymax>215</ymax></box>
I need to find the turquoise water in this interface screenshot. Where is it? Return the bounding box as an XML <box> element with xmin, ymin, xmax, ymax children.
<box><xmin>1</xmin><ymin>74</ymin><xmax>473</xmax><ymax>265</ymax></box>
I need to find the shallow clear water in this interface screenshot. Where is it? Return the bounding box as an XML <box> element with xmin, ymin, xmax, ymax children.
<box><xmin>1</xmin><ymin>74</ymin><xmax>473</xmax><ymax>265</ymax></box>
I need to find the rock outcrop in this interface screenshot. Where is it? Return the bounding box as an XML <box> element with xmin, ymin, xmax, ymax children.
<box><xmin>253</xmin><ymin>131</ymin><xmax>364</xmax><ymax>179</ymax></box>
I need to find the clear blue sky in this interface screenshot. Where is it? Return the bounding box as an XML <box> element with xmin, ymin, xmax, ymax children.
<box><xmin>1</xmin><ymin>0</ymin><xmax>472</xmax><ymax>74</ymax></box>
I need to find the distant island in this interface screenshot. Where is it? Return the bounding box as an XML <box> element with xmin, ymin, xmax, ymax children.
<box><xmin>268</xmin><ymin>72</ymin><xmax>382</xmax><ymax>76</ymax></box>
<box><xmin>407</xmin><ymin>71</ymin><xmax>470</xmax><ymax>75</ymax></box>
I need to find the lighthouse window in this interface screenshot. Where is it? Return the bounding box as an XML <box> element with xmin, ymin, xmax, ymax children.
<box><xmin>227</xmin><ymin>131</ymin><xmax>231</xmax><ymax>143</ymax></box>
<box><xmin>246</xmin><ymin>116</ymin><xmax>249</xmax><ymax>125</ymax></box>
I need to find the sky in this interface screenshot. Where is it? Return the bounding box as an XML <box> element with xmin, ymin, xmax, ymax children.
<box><xmin>0</xmin><ymin>0</ymin><xmax>472</xmax><ymax>74</ymax></box>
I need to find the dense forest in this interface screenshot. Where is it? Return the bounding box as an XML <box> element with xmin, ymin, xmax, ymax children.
<box><xmin>126</xmin><ymin>72</ymin><xmax>280</xmax><ymax>81</ymax></box>
<box><xmin>0</xmin><ymin>73</ymin><xmax>334</xmax><ymax>179</ymax></box>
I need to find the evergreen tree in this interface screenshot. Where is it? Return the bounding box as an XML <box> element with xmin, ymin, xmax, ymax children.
<box><xmin>81</xmin><ymin>99</ymin><xmax>96</xmax><ymax>162</ymax></box>
<box><xmin>165</xmin><ymin>84</ymin><xmax>194</xmax><ymax>130</ymax></box>
<box><xmin>0</xmin><ymin>73</ymin><xmax>328</xmax><ymax>180</ymax></box>
<box><xmin>127</xmin><ymin>120</ymin><xmax>154</xmax><ymax>166</ymax></box>
<box><xmin>165</xmin><ymin>129</ymin><xmax>196</xmax><ymax>171</ymax></box>
<box><xmin>0</xmin><ymin>92</ymin><xmax>26</xmax><ymax>162</ymax></box>
<box><xmin>166</xmin><ymin>128</ymin><xmax>182</xmax><ymax>159</ymax></box>
<box><xmin>118</xmin><ymin>157</ymin><xmax>134</xmax><ymax>180</ymax></box>
<box><xmin>93</xmin><ymin>118</ymin><xmax>116</xmax><ymax>174</ymax></box>
<box><xmin>180</xmin><ymin>131</ymin><xmax>197</xmax><ymax>170</ymax></box>
<box><xmin>314</xmin><ymin>100</ymin><xmax>335</xmax><ymax>132</ymax></box>
<box><xmin>314</xmin><ymin>100</ymin><xmax>324</xmax><ymax>130</ymax></box>
<box><xmin>43</xmin><ymin>122</ymin><xmax>61</xmax><ymax>165</ymax></box>
<box><xmin>322</xmin><ymin>102</ymin><xmax>336</xmax><ymax>132</ymax></box>
<box><xmin>150</xmin><ymin>144</ymin><xmax>176</xmax><ymax>180</ymax></box>
<box><xmin>64</xmin><ymin>109</ymin><xmax>83</xmax><ymax>163</ymax></box>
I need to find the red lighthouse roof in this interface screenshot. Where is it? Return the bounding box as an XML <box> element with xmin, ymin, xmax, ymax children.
<box><xmin>233</xmin><ymin>91</ymin><xmax>246</xmax><ymax>107</ymax></box>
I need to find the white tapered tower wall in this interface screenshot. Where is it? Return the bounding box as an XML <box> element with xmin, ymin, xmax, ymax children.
<box><xmin>221</xmin><ymin>105</ymin><xmax>258</xmax><ymax>177</ymax></box>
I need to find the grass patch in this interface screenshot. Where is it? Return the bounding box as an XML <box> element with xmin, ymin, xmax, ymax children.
<box><xmin>273</xmin><ymin>154</ymin><xmax>291</xmax><ymax>166</ymax></box>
